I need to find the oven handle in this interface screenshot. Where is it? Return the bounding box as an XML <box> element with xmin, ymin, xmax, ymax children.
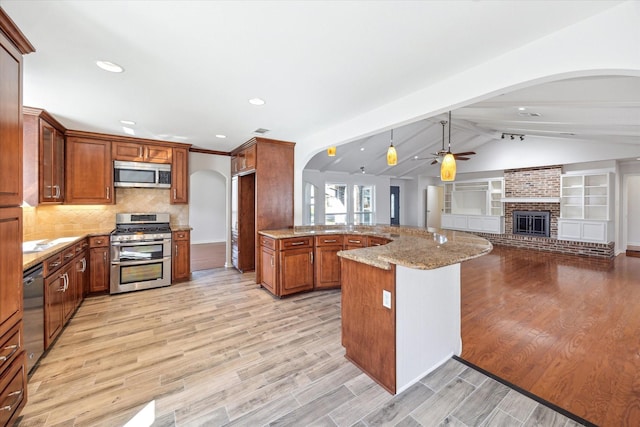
<box><xmin>111</xmin><ymin>257</ymin><xmax>171</xmax><ymax>266</ymax></box>
<box><xmin>111</xmin><ymin>239</ymin><xmax>171</xmax><ymax>246</ymax></box>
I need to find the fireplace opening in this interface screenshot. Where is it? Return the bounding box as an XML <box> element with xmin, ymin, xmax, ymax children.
<box><xmin>513</xmin><ymin>211</ymin><xmax>550</xmax><ymax>237</ymax></box>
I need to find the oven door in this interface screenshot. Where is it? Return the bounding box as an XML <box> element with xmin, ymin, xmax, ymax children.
<box><xmin>110</xmin><ymin>239</ymin><xmax>172</xmax><ymax>294</ymax></box>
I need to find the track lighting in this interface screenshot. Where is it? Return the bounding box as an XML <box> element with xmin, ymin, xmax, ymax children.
<box><xmin>360</xmin><ymin>166</ymin><xmax>365</xmax><ymax>174</ymax></box>
<box><xmin>501</xmin><ymin>133</ymin><xmax>525</xmax><ymax>141</ymax></box>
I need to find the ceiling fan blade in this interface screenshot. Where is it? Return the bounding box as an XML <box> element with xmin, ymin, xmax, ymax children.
<box><xmin>453</xmin><ymin>151</ymin><xmax>476</xmax><ymax>156</ymax></box>
<box><xmin>430</xmin><ymin>159</ymin><xmax>438</xmax><ymax>165</ymax></box>
<box><xmin>455</xmin><ymin>156</ymin><xmax>470</xmax><ymax>161</ymax></box>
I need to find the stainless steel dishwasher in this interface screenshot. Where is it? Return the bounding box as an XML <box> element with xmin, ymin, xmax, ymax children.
<box><xmin>23</xmin><ymin>264</ymin><xmax>44</xmax><ymax>374</ymax></box>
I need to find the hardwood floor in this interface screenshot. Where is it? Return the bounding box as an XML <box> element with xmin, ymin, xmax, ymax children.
<box><xmin>191</xmin><ymin>242</ymin><xmax>226</xmax><ymax>271</ymax></box>
<box><xmin>16</xmin><ymin>267</ymin><xmax>577</xmax><ymax>427</ymax></box>
<box><xmin>461</xmin><ymin>246</ymin><xmax>640</xmax><ymax>427</ymax></box>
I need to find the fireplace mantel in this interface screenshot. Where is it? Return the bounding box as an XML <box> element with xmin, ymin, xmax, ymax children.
<box><xmin>501</xmin><ymin>197</ymin><xmax>560</xmax><ymax>203</ymax></box>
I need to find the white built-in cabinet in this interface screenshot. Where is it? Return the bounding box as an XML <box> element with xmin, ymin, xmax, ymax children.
<box><xmin>441</xmin><ymin>178</ymin><xmax>504</xmax><ymax>234</ymax></box>
<box><xmin>558</xmin><ymin>173</ymin><xmax>613</xmax><ymax>243</ymax></box>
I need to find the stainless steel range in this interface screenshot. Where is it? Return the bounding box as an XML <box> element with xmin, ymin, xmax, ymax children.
<box><xmin>110</xmin><ymin>213</ymin><xmax>172</xmax><ymax>294</ymax></box>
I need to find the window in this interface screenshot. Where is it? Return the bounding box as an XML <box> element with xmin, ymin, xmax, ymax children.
<box><xmin>325</xmin><ymin>183</ymin><xmax>347</xmax><ymax>225</ymax></box>
<box><xmin>353</xmin><ymin>184</ymin><xmax>374</xmax><ymax>225</ymax></box>
<box><xmin>304</xmin><ymin>182</ymin><xmax>317</xmax><ymax>225</ymax></box>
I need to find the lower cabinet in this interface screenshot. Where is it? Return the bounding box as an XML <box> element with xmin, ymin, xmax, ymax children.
<box><xmin>259</xmin><ymin>236</ymin><xmax>314</xmax><ymax>297</ymax></box>
<box><xmin>441</xmin><ymin>214</ymin><xmax>504</xmax><ymax>234</ymax></box>
<box><xmin>89</xmin><ymin>235</ymin><xmax>110</xmax><ymax>293</ymax></box>
<box><xmin>44</xmin><ymin>262</ymin><xmax>70</xmax><ymax>349</ymax></box>
<box><xmin>0</xmin><ymin>354</ymin><xmax>27</xmax><ymax>427</ymax></box>
<box><xmin>172</xmin><ymin>230</ymin><xmax>191</xmax><ymax>282</ymax></box>
<box><xmin>557</xmin><ymin>219</ymin><xmax>613</xmax><ymax>243</ymax></box>
<box><xmin>314</xmin><ymin>235</ymin><xmax>343</xmax><ymax>290</ymax></box>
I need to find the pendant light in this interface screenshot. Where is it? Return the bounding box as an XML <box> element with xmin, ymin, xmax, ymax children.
<box><xmin>440</xmin><ymin>112</ymin><xmax>456</xmax><ymax>181</ymax></box>
<box><xmin>327</xmin><ymin>146</ymin><xmax>336</xmax><ymax>157</ymax></box>
<box><xmin>387</xmin><ymin>129</ymin><xmax>397</xmax><ymax>166</ymax></box>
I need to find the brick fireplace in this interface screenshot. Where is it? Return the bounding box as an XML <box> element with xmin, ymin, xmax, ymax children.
<box><xmin>474</xmin><ymin>166</ymin><xmax>614</xmax><ymax>258</ymax></box>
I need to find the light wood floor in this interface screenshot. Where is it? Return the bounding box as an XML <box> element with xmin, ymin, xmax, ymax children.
<box><xmin>461</xmin><ymin>246</ymin><xmax>640</xmax><ymax>427</ymax></box>
<box><xmin>16</xmin><ymin>267</ymin><xmax>577</xmax><ymax>427</ymax></box>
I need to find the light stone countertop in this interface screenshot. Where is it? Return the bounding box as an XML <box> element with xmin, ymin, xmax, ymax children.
<box><xmin>258</xmin><ymin>225</ymin><xmax>492</xmax><ymax>271</ymax></box>
<box><xmin>23</xmin><ymin>230</ymin><xmax>114</xmax><ymax>271</ymax></box>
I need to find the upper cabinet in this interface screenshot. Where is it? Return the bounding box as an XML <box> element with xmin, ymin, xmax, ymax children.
<box><xmin>171</xmin><ymin>146</ymin><xmax>188</xmax><ymax>204</ymax></box>
<box><xmin>65</xmin><ymin>134</ymin><xmax>114</xmax><ymax>204</ymax></box>
<box><xmin>23</xmin><ymin>107</ymin><xmax>66</xmax><ymax>205</ymax></box>
<box><xmin>112</xmin><ymin>141</ymin><xmax>172</xmax><ymax>164</ymax></box>
<box><xmin>231</xmin><ymin>144</ymin><xmax>256</xmax><ymax>176</ymax></box>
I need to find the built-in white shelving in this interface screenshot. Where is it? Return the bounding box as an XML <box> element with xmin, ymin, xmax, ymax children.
<box><xmin>441</xmin><ymin>178</ymin><xmax>504</xmax><ymax>234</ymax></box>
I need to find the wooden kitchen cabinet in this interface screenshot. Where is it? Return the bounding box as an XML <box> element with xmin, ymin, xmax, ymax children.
<box><xmin>112</xmin><ymin>140</ymin><xmax>172</xmax><ymax>163</ymax></box>
<box><xmin>0</xmin><ymin>11</ymin><xmax>33</xmax><ymax>424</ymax></box>
<box><xmin>259</xmin><ymin>236</ymin><xmax>314</xmax><ymax>297</ymax></box>
<box><xmin>344</xmin><ymin>234</ymin><xmax>367</xmax><ymax>250</ymax></box>
<box><xmin>89</xmin><ymin>235</ymin><xmax>110</xmax><ymax>293</ymax></box>
<box><xmin>171</xmin><ymin>146</ymin><xmax>188</xmax><ymax>204</ymax></box>
<box><xmin>230</xmin><ymin>138</ymin><xmax>295</xmax><ymax>279</ymax></box>
<box><xmin>65</xmin><ymin>135</ymin><xmax>114</xmax><ymax>204</ymax></box>
<box><xmin>44</xmin><ymin>262</ymin><xmax>69</xmax><ymax>349</ymax></box>
<box><xmin>72</xmin><ymin>241</ymin><xmax>88</xmax><ymax>309</ymax></box>
<box><xmin>314</xmin><ymin>235</ymin><xmax>343</xmax><ymax>290</ymax></box>
<box><xmin>367</xmin><ymin>236</ymin><xmax>390</xmax><ymax>247</ymax></box>
<box><xmin>172</xmin><ymin>230</ymin><xmax>191</xmax><ymax>282</ymax></box>
<box><xmin>23</xmin><ymin>107</ymin><xmax>66</xmax><ymax>205</ymax></box>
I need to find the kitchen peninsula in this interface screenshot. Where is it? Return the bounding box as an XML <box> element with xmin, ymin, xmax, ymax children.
<box><xmin>258</xmin><ymin>225</ymin><xmax>492</xmax><ymax>394</ymax></box>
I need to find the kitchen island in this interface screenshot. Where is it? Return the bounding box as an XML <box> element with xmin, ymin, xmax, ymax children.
<box><xmin>258</xmin><ymin>225</ymin><xmax>492</xmax><ymax>394</ymax></box>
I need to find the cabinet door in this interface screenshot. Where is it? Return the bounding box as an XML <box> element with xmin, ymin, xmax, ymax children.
<box><xmin>0</xmin><ymin>39</ymin><xmax>22</xmax><ymax>207</ymax></box>
<box><xmin>61</xmin><ymin>263</ymin><xmax>75</xmax><ymax>324</ymax></box>
<box><xmin>0</xmin><ymin>208</ymin><xmax>22</xmax><ymax>337</ymax></box>
<box><xmin>260</xmin><ymin>246</ymin><xmax>277</xmax><ymax>295</ymax></box>
<box><xmin>314</xmin><ymin>245</ymin><xmax>342</xmax><ymax>289</ymax></box>
<box><xmin>172</xmin><ymin>231</ymin><xmax>190</xmax><ymax>282</ymax></box>
<box><xmin>145</xmin><ymin>145</ymin><xmax>172</xmax><ymax>163</ymax></box>
<box><xmin>73</xmin><ymin>252</ymin><xmax>87</xmax><ymax>310</ymax></box>
<box><xmin>280</xmin><ymin>248</ymin><xmax>313</xmax><ymax>296</ymax></box>
<box><xmin>112</xmin><ymin>141</ymin><xmax>145</xmax><ymax>162</ymax></box>
<box><xmin>344</xmin><ymin>235</ymin><xmax>367</xmax><ymax>250</ymax></box>
<box><xmin>171</xmin><ymin>147</ymin><xmax>188</xmax><ymax>204</ymax></box>
<box><xmin>89</xmin><ymin>246</ymin><xmax>110</xmax><ymax>293</ymax></box>
<box><xmin>53</xmin><ymin>130</ymin><xmax>65</xmax><ymax>200</ymax></box>
<box><xmin>66</xmin><ymin>137</ymin><xmax>113</xmax><ymax>204</ymax></box>
<box><xmin>44</xmin><ymin>271</ymin><xmax>64</xmax><ymax>349</ymax></box>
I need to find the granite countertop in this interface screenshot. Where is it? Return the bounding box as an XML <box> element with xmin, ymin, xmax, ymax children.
<box><xmin>259</xmin><ymin>225</ymin><xmax>492</xmax><ymax>271</ymax></box>
<box><xmin>23</xmin><ymin>229</ymin><xmax>113</xmax><ymax>271</ymax></box>
<box><xmin>171</xmin><ymin>225</ymin><xmax>193</xmax><ymax>232</ymax></box>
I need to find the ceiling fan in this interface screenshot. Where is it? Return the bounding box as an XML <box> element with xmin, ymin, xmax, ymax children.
<box><xmin>413</xmin><ymin>112</ymin><xmax>476</xmax><ymax>165</ymax></box>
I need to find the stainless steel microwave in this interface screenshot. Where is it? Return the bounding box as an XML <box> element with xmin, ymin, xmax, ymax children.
<box><xmin>113</xmin><ymin>160</ymin><xmax>171</xmax><ymax>188</ymax></box>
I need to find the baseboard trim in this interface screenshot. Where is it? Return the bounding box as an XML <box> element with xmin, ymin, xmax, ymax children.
<box><xmin>453</xmin><ymin>356</ymin><xmax>596</xmax><ymax>427</ymax></box>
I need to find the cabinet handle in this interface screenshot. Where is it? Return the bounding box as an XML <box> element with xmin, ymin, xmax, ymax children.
<box><xmin>80</xmin><ymin>258</ymin><xmax>87</xmax><ymax>272</ymax></box>
<box><xmin>49</xmin><ymin>261</ymin><xmax>61</xmax><ymax>268</ymax></box>
<box><xmin>0</xmin><ymin>390</ymin><xmax>23</xmax><ymax>412</ymax></box>
<box><xmin>64</xmin><ymin>252</ymin><xmax>74</xmax><ymax>260</ymax></box>
<box><xmin>290</xmin><ymin>241</ymin><xmax>305</xmax><ymax>246</ymax></box>
<box><xmin>0</xmin><ymin>344</ymin><xmax>18</xmax><ymax>362</ymax></box>
<box><xmin>175</xmin><ymin>244</ymin><xmax>178</xmax><ymax>257</ymax></box>
<box><xmin>139</xmin><ymin>146</ymin><xmax>144</xmax><ymax>158</ymax></box>
<box><xmin>323</xmin><ymin>239</ymin><xmax>337</xmax><ymax>243</ymax></box>
<box><xmin>53</xmin><ymin>185</ymin><xmax>61</xmax><ymax>199</ymax></box>
<box><xmin>348</xmin><ymin>239</ymin><xmax>361</xmax><ymax>244</ymax></box>
<box><xmin>103</xmin><ymin>252</ymin><xmax>107</xmax><ymax>262</ymax></box>
<box><xmin>106</xmin><ymin>187</ymin><xmax>110</xmax><ymax>200</ymax></box>
<box><xmin>173</xmin><ymin>188</ymin><xmax>177</xmax><ymax>199</ymax></box>
<box><xmin>310</xmin><ymin>252</ymin><xmax>313</xmax><ymax>264</ymax></box>
<box><xmin>270</xmin><ymin>256</ymin><xmax>274</xmax><ymax>267</ymax></box>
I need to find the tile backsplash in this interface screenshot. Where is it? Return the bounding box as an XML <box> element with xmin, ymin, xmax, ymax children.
<box><xmin>23</xmin><ymin>188</ymin><xmax>188</xmax><ymax>241</ymax></box>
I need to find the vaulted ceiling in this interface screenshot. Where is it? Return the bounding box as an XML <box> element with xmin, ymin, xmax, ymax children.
<box><xmin>4</xmin><ymin>0</ymin><xmax>637</xmax><ymax>179</ymax></box>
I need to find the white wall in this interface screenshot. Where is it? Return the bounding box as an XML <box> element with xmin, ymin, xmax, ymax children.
<box><xmin>619</xmin><ymin>161</ymin><xmax>640</xmax><ymax>252</ymax></box>
<box><xmin>626</xmin><ymin>175</ymin><xmax>640</xmax><ymax>247</ymax></box>
<box><xmin>293</xmin><ymin>2</ymin><xmax>640</xmax><ymax>225</ymax></box>
<box><xmin>303</xmin><ymin>170</ymin><xmax>391</xmax><ymax>225</ymax></box>
<box><xmin>189</xmin><ymin>171</ymin><xmax>226</xmax><ymax>244</ymax></box>
<box><xmin>189</xmin><ymin>152</ymin><xmax>231</xmax><ymax>264</ymax></box>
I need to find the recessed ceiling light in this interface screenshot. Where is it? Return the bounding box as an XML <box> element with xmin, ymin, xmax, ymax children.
<box><xmin>96</xmin><ymin>60</ymin><xmax>124</xmax><ymax>73</ymax></box>
<box><xmin>518</xmin><ymin>107</ymin><xmax>526</xmax><ymax>111</ymax></box>
<box><xmin>248</xmin><ymin>98</ymin><xmax>265</xmax><ymax>106</ymax></box>
<box><xmin>215</xmin><ymin>134</ymin><xmax>226</xmax><ymax>139</ymax></box>
<box><xmin>122</xmin><ymin>126</ymin><xmax>135</xmax><ymax>136</ymax></box>
<box><xmin>360</xmin><ymin>147</ymin><xmax>365</xmax><ymax>151</ymax></box>
<box><xmin>120</xmin><ymin>120</ymin><xmax>136</xmax><ymax>125</ymax></box>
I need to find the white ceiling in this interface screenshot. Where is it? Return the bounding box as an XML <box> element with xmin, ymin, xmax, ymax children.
<box><xmin>3</xmin><ymin>0</ymin><xmax>639</xmax><ymax>178</ymax></box>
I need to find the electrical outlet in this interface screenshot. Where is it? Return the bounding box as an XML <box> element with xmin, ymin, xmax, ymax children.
<box><xmin>382</xmin><ymin>290</ymin><xmax>392</xmax><ymax>309</ymax></box>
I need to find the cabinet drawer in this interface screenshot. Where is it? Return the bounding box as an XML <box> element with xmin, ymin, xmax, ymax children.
<box><xmin>44</xmin><ymin>252</ymin><xmax>63</xmax><ymax>277</ymax></box>
<box><xmin>368</xmin><ymin>236</ymin><xmax>390</xmax><ymax>247</ymax></box>
<box><xmin>173</xmin><ymin>230</ymin><xmax>190</xmax><ymax>241</ymax></box>
<box><xmin>280</xmin><ymin>237</ymin><xmax>313</xmax><ymax>250</ymax></box>
<box><xmin>260</xmin><ymin>235</ymin><xmax>276</xmax><ymax>250</ymax></box>
<box><xmin>61</xmin><ymin>246</ymin><xmax>76</xmax><ymax>263</ymax></box>
<box><xmin>0</xmin><ymin>354</ymin><xmax>26</xmax><ymax>427</ymax></box>
<box><xmin>315</xmin><ymin>235</ymin><xmax>344</xmax><ymax>247</ymax></box>
<box><xmin>89</xmin><ymin>235</ymin><xmax>109</xmax><ymax>248</ymax></box>
<box><xmin>74</xmin><ymin>239</ymin><xmax>89</xmax><ymax>255</ymax></box>
<box><xmin>0</xmin><ymin>322</ymin><xmax>22</xmax><ymax>373</ymax></box>
<box><xmin>344</xmin><ymin>235</ymin><xmax>367</xmax><ymax>248</ymax></box>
